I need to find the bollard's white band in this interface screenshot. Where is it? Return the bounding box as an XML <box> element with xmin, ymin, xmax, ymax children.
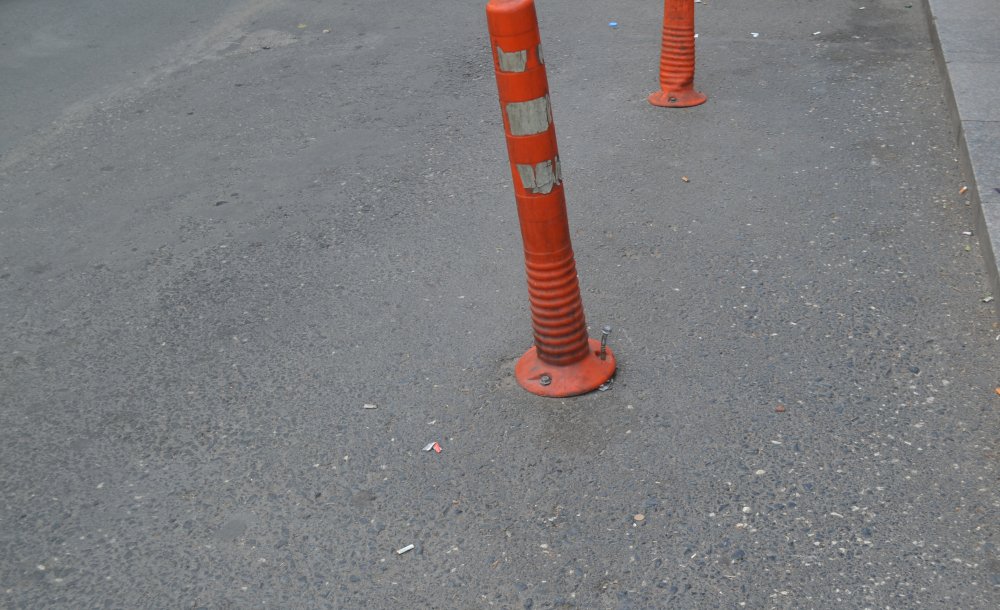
<box><xmin>516</xmin><ymin>158</ymin><xmax>562</xmax><ymax>194</ymax></box>
<box><xmin>506</xmin><ymin>95</ymin><xmax>552</xmax><ymax>136</ymax></box>
<box><xmin>496</xmin><ymin>46</ymin><xmax>528</xmax><ymax>72</ymax></box>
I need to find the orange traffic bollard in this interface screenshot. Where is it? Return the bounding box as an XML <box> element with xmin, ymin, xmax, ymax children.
<box><xmin>486</xmin><ymin>0</ymin><xmax>616</xmax><ymax>397</ymax></box>
<box><xmin>649</xmin><ymin>0</ymin><xmax>706</xmax><ymax>108</ymax></box>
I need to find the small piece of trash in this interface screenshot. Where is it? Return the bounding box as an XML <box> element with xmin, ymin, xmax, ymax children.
<box><xmin>959</xmin><ymin>186</ymin><xmax>969</xmax><ymax>195</ymax></box>
<box><xmin>322</xmin><ymin>29</ymin><xmax>331</xmax><ymax>34</ymax></box>
<box><xmin>363</xmin><ymin>403</ymin><xmax>378</xmax><ymax>410</ymax></box>
<box><xmin>681</xmin><ymin>176</ymin><xmax>690</xmax><ymax>182</ymax></box>
<box><xmin>813</xmin><ymin>31</ymin><xmax>821</xmax><ymax>35</ymax></box>
<box><xmin>962</xmin><ymin>230</ymin><xmax>973</xmax><ymax>236</ymax></box>
<box><xmin>608</xmin><ymin>21</ymin><xmax>618</xmax><ymax>28</ymax></box>
<box><xmin>751</xmin><ymin>32</ymin><xmax>759</xmax><ymax>38</ymax></box>
<box><xmin>423</xmin><ymin>441</ymin><xmax>443</xmax><ymax>453</ymax></box>
<box><xmin>994</xmin><ymin>387</ymin><xmax>1000</xmax><ymax>396</ymax></box>
<box><xmin>598</xmin><ymin>378</ymin><xmax>614</xmax><ymax>392</ymax></box>
<box><xmin>694</xmin><ymin>33</ymin><xmax>699</xmax><ymax>38</ymax></box>
<box><xmin>633</xmin><ymin>513</ymin><xmax>645</xmax><ymax>522</ymax></box>
<box><xmin>396</xmin><ymin>544</ymin><xmax>415</xmax><ymax>555</ymax></box>
<box><xmin>775</xmin><ymin>404</ymin><xmax>786</xmax><ymax>413</ymax></box>
<box><xmin>984</xmin><ymin>296</ymin><xmax>995</xmax><ymax>303</ymax></box>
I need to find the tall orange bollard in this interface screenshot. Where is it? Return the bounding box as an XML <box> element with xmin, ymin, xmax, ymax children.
<box><xmin>649</xmin><ymin>0</ymin><xmax>707</xmax><ymax>108</ymax></box>
<box><xmin>486</xmin><ymin>0</ymin><xmax>616</xmax><ymax>397</ymax></box>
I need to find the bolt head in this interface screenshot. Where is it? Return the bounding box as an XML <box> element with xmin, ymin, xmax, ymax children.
<box><xmin>539</xmin><ymin>374</ymin><xmax>552</xmax><ymax>386</ymax></box>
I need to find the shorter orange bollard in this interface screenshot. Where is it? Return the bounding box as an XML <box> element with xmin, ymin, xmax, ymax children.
<box><xmin>486</xmin><ymin>0</ymin><xmax>616</xmax><ymax>397</ymax></box>
<box><xmin>649</xmin><ymin>0</ymin><xmax>706</xmax><ymax>108</ymax></box>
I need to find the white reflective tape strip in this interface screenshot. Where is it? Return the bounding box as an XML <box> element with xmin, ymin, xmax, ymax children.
<box><xmin>515</xmin><ymin>157</ymin><xmax>562</xmax><ymax>194</ymax></box>
<box><xmin>506</xmin><ymin>96</ymin><xmax>551</xmax><ymax>136</ymax></box>
<box><xmin>516</xmin><ymin>164</ymin><xmax>536</xmax><ymax>190</ymax></box>
<box><xmin>531</xmin><ymin>160</ymin><xmax>558</xmax><ymax>194</ymax></box>
<box><xmin>496</xmin><ymin>46</ymin><xmax>528</xmax><ymax>72</ymax></box>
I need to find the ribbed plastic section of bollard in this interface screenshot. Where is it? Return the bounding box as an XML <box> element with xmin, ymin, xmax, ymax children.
<box><xmin>525</xmin><ymin>251</ymin><xmax>590</xmax><ymax>365</ymax></box>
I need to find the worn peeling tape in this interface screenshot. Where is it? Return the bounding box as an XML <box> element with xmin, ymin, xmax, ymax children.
<box><xmin>496</xmin><ymin>46</ymin><xmax>528</xmax><ymax>72</ymax></box>
<box><xmin>516</xmin><ymin>158</ymin><xmax>562</xmax><ymax>194</ymax></box>
<box><xmin>506</xmin><ymin>96</ymin><xmax>552</xmax><ymax>136</ymax></box>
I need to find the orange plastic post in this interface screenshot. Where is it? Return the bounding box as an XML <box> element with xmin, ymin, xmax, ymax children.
<box><xmin>486</xmin><ymin>0</ymin><xmax>616</xmax><ymax>397</ymax></box>
<box><xmin>649</xmin><ymin>0</ymin><xmax>707</xmax><ymax>108</ymax></box>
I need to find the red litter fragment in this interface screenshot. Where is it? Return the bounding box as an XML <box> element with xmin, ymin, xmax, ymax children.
<box><xmin>433</xmin><ymin>442</ymin><xmax>442</xmax><ymax>453</ymax></box>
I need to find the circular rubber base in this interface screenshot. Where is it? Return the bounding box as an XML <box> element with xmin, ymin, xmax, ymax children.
<box><xmin>648</xmin><ymin>88</ymin><xmax>707</xmax><ymax>108</ymax></box>
<box><xmin>515</xmin><ymin>338</ymin><xmax>617</xmax><ymax>397</ymax></box>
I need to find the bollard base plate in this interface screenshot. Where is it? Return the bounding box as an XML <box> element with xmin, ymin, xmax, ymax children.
<box><xmin>648</xmin><ymin>88</ymin><xmax>707</xmax><ymax>108</ymax></box>
<box><xmin>515</xmin><ymin>338</ymin><xmax>617</xmax><ymax>397</ymax></box>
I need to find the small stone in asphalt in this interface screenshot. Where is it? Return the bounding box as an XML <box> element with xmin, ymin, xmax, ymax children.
<box><xmin>909</xmin><ymin>366</ymin><xmax>920</xmax><ymax>374</ymax></box>
<box><xmin>633</xmin><ymin>513</ymin><xmax>645</xmax><ymax>522</ymax></box>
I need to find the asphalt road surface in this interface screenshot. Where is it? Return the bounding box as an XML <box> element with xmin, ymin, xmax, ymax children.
<box><xmin>2</xmin><ymin>0</ymin><xmax>998</xmax><ymax>608</ymax></box>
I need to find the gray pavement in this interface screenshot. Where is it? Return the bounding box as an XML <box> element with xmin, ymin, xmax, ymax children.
<box><xmin>2</xmin><ymin>0</ymin><xmax>999</xmax><ymax>608</ymax></box>
<box><xmin>0</xmin><ymin>0</ymin><xmax>237</xmax><ymax>165</ymax></box>
<box><xmin>926</xmin><ymin>0</ymin><xmax>1000</xmax><ymax>316</ymax></box>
